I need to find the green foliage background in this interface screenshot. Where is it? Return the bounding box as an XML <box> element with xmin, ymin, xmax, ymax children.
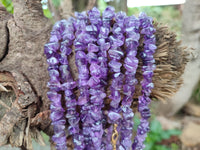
<box><xmin>192</xmin><ymin>81</ymin><xmax>200</xmax><ymax>103</ymax></box>
<box><xmin>98</xmin><ymin>0</ymin><xmax>182</xmax><ymax>39</ymax></box>
<box><xmin>1</xmin><ymin>0</ymin><xmax>182</xmax><ymax>39</ymax></box>
<box><xmin>128</xmin><ymin>6</ymin><xmax>182</xmax><ymax>39</ymax></box>
<box><xmin>0</xmin><ymin>0</ymin><xmax>13</xmax><ymax>13</ymax></box>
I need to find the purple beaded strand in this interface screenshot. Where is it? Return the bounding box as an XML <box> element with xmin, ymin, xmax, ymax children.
<box><xmin>73</xmin><ymin>11</ymin><xmax>98</xmax><ymax>149</ymax></box>
<box><xmin>59</xmin><ymin>19</ymin><xmax>85</xmax><ymax>150</ymax></box>
<box><xmin>45</xmin><ymin>20</ymin><xmax>68</xmax><ymax>150</ymax></box>
<box><xmin>132</xmin><ymin>12</ymin><xmax>157</xmax><ymax>150</ymax></box>
<box><xmin>107</xmin><ymin>10</ymin><xmax>126</xmax><ymax>150</ymax></box>
<box><xmin>120</xmin><ymin>15</ymin><xmax>141</xmax><ymax>150</ymax></box>
<box><xmin>86</xmin><ymin>7</ymin><xmax>107</xmax><ymax>150</ymax></box>
<box><xmin>96</xmin><ymin>6</ymin><xmax>115</xmax><ymax>150</ymax></box>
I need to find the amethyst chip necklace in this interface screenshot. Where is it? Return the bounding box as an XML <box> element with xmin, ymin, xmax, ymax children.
<box><xmin>44</xmin><ymin>6</ymin><xmax>156</xmax><ymax>150</ymax></box>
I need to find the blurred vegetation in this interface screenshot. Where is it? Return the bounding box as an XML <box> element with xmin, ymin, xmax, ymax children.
<box><xmin>98</xmin><ymin>0</ymin><xmax>182</xmax><ymax>39</ymax></box>
<box><xmin>145</xmin><ymin>119</ymin><xmax>181</xmax><ymax>150</ymax></box>
<box><xmin>0</xmin><ymin>0</ymin><xmax>53</xmax><ymax>18</ymax></box>
<box><xmin>1</xmin><ymin>0</ymin><xmax>182</xmax><ymax>39</ymax></box>
<box><xmin>192</xmin><ymin>81</ymin><xmax>200</xmax><ymax>103</ymax></box>
<box><xmin>128</xmin><ymin>6</ymin><xmax>182</xmax><ymax>39</ymax></box>
<box><xmin>51</xmin><ymin>0</ymin><xmax>60</xmax><ymax>7</ymax></box>
<box><xmin>98</xmin><ymin>0</ymin><xmax>107</xmax><ymax>14</ymax></box>
<box><xmin>0</xmin><ymin>0</ymin><xmax>13</xmax><ymax>13</ymax></box>
<box><xmin>41</xmin><ymin>0</ymin><xmax>53</xmax><ymax>19</ymax></box>
<box><xmin>134</xmin><ymin>115</ymin><xmax>181</xmax><ymax>150</ymax></box>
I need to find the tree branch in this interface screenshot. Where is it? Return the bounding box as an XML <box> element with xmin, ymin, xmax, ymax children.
<box><xmin>86</xmin><ymin>0</ymin><xmax>96</xmax><ymax>11</ymax></box>
<box><xmin>59</xmin><ymin>0</ymin><xmax>73</xmax><ymax>19</ymax></box>
<box><xmin>12</xmin><ymin>0</ymin><xmax>48</xmax><ymax>31</ymax></box>
<box><xmin>0</xmin><ymin>6</ymin><xmax>11</xmax><ymax>62</ymax></box>
<box><xmin>48</xmin><ymin>0</ymin><xmax>61</xmax><ymax>21</ymax></box>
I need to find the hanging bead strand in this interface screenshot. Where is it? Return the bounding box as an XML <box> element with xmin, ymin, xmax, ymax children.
<box><xmin>120</xmin><ymin>15</ymin><xmax>141</xmax><ymax>150</ymax></box>
<box><xmin>45</xmin><ymin>20</ymin><xmax>68</xmax><ymax>150</ymax></box>
<box><xmin>86</xmin><ymin>7</ymin><xmax>107</xmax><ymax>150</ymax></box>
<box><xmin>132</xmin><ymin>12</ymin><xmax>157</xmax><ymax>150</ymax></box>
<box><xmin>107</xmin><ymin>11</ymin><xmax>126</xmax><ymax>150</ymax></box>
<box><xmin>73</xmin><ymin>11</ymin><xmax>98</xmax><ymax>149</ymax></box>
<box><xmin>98</xmin><ymin>6</ymin><xmax>115</xmax><ymax>150</ymax></box>
<box><xmin>58</xmin><ymin>18</ymin><xmax>85</xmax><ymax>150</ymax></box>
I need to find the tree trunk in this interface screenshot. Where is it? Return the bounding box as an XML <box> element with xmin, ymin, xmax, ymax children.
<box><xmin>157</xmin><ymin>0</ymin><xmax>200</xmax><ymax>116</ymax></box>
<box><xmin>108</xmin><ymin>0</ymin><xmax>127</xmax><ymax>13</ymax></box>
<box><xmin>0</xmin><ymin>0</ymin><xmax>52</xmax><ymax>148</ymax></box>
<box><xmin>72</xmin><ymin>0</ymin><xmax>88</xmax><ymax>12</ymax></box>
<box><xmin>0</xmin><ymin>0</ymin><xmax>189</xmax><ymax>149</ymax></box>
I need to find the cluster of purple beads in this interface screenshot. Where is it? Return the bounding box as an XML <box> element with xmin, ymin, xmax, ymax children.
<box><xmin>44</xmin><ymin>6</ymin><xmax>156</xmax><ymax>150</ymax></box>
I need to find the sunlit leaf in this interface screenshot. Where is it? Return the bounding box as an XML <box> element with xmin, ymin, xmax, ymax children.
<box><xmin>0</xmin><ymin>0</ymin><xmax>13</xmax><ymax>13</ymax></box>
<box><xmin>43</xmin><ymin>8</ymin><xmax>52</xmax><ymax>18</ymax></box>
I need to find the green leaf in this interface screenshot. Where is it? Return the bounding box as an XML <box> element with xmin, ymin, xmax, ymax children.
<box><xmin>154</xmin><ymin>145</ymin><xmax>170</xmax><ymax>150</ymax></box>
<box><xmin>171</xmin><ymin>143</ymin><xmax>179</xmax><ymax>150</ymax></box>
<box><xmin>160</xmin><ymin>131</ymin><xmax>171</xmax><ymax>139</ymax></box>
<box><xmin>150</xmin><ymin>119</ymin><xmax>162</xmax><ymax>133</ymax></box>
<box><xmin>41</xmin><ymin>131</ymin><xmax>49</xmax><ymax>142</ymax></box>
<box><xmin>167</xmin><ymin>129</ymin><xmax>181</xmax><ymax>136</ymax></box>
<box><xmin>160</xmin><ymin>128</ymin><xmax>181</xmax><ymax>140</ymax></box>
<box><xmin>97</xmin><ymin>0</ymin><xmax>107</xmax><ymax>14</ymax></box>
<box><xmin>148</xmin><ymin>132</ymin><xmax>162</xmax><ymax>142</ymax></box>
<box><xmin>144</xmin><ymin>119</ymin><xmax>181</xmax><ymax>150</ymax></box>
<box><xmin>144</xmin><ymin>142</ymin><xmax>154</xmax><ymax>150</ymax></box>
<box><xmin>6</xmin><ymin>4</ymin><xmax>13</xmax><ymax>13</ymax></box>
<box><xmin>0</xmin><ymin>0</ymin><xmax>13</xmax><ymax>13</ymax></box>
<box><xmin>43</xmin><ymin>8</ymin><xmax>52</xmax><ymax>18</ymax></box>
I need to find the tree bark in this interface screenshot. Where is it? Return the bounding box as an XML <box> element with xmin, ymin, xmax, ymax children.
<box><xmin>72</xmin><ymin>0</ymin><xmax>89</xmax><ymax>12</ymax></box>
<box><xmin>0</xmin><ymin>1</ymin><xmax>189</xmax><ymax>149</ymax></box>
<box><xmin>108</xmin><ymin>0</ymin><xmax>127</xmax><ymax>13</ymax></box>
<box><xmin>59</xmin><ymin>0</ymin><xmax>73</xmax><ymax>19</ymax></box>
<box><xmin>0</xmin><ymin>0</ymin><xmax>52</xmax><ymax>148</ymax></box>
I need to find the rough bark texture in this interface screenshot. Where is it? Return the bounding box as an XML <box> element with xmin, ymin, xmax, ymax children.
<box><xmin>49</xmin><ymin>0</ymin><xmax>95</xmax><ymax>21</ymax></box>
<box><xmin>0</xmin><ymin>4</ymin><xmax>11</xmax><ymax>61</ymax></box>
<box><xmin>0</xmin><ymin>0</ymin><xmax>52</xmax><ymax>148</ymax></box>
<box><xmin>0</xmin><ymin>0</ymin><xmax>189</xmax><ymax>149</ymax></box>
